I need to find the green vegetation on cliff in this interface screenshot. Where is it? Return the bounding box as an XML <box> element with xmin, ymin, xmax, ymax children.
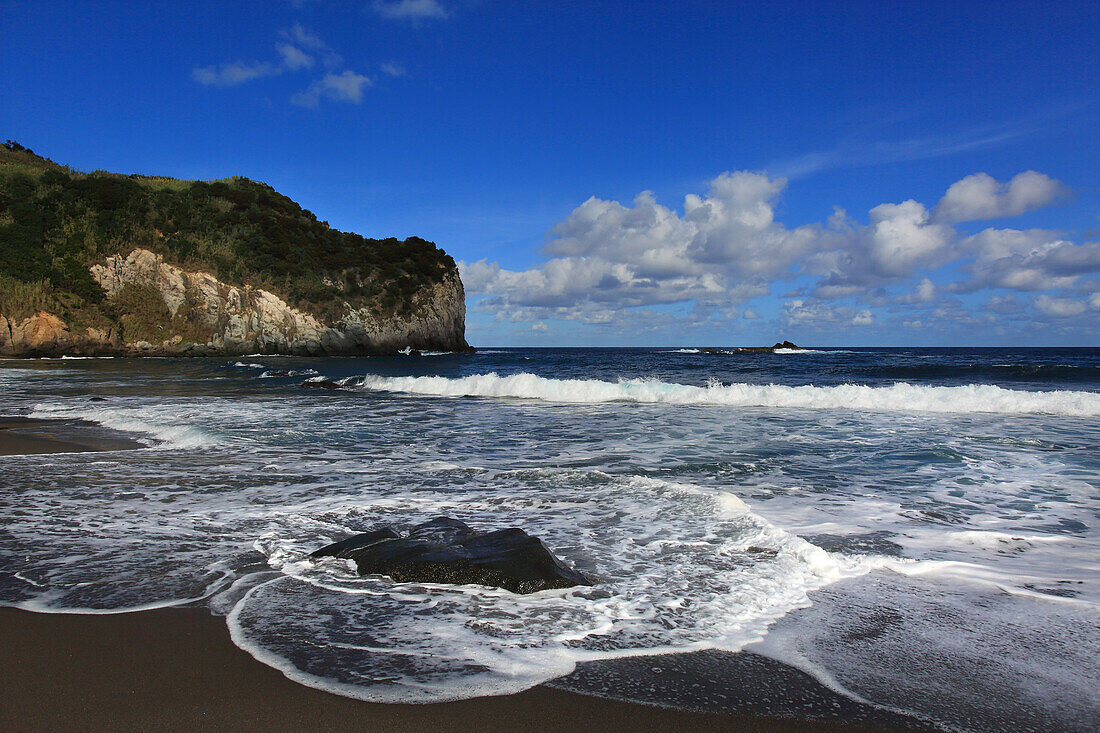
<box><xmin>0</xmin><ymin>141</ymin><xmax>457</xmax><ymax>327</ymax></box>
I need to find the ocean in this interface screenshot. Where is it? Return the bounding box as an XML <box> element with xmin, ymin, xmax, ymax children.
<box><xmin>2</xmin><ymin>347</ymin><xmax>1098</xmax><ymax>731</ymax></box>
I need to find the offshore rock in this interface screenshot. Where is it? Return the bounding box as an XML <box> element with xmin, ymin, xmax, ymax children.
<box><xmin>700</xmin><ymin>340</ymin><xmax>800</xmax><ymax>355</ymax></box>
<box><xmin>311</xmin><ymin>517</ymin><xmax>593</xmax><ymax>594</ymax></box>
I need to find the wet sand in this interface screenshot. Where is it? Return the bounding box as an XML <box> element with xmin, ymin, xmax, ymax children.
<box><xmin>0</xmin><ymin>417</ymin><xmax>931</xmax><ymax>732</ymax></box>
<box><xmin>0</xmin><ymin>416</ymin><xmax>145</xmax><ymax>455</ymax></box>
<box><xmin>0</xmin><ymin>606</ymin><xmax>931</xmax><ymax>732</ymax></box>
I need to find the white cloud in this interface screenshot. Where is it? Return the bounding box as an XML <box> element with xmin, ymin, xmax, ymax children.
<box><xmin>955</xmin><ymin>228</ymin><xmax>1100</xmax><ymax>291</ymax></box>
<box><xmin>866</xmin><ymin>200</ymin><xmax>954</xmax><ymax>276</ymax></box>
<box><xmin>291</xmin><ymin>70</ymin><xmax>372</xmax><ymax>107</ymax></box>
<box><xmin>278</xmin><ymin>44</ymin><xmax>314</xmax><ymax>70</ymax></box>
<box><xmin>783</xmin><ymin>300</ymin><xmax>874</xmax><ymax>329</ymax></box>
<box><xmin>191</xmin><ymin>25</ymin><xmax>341</xmax><ymax>90</ymax></box>
<box><xmin>982</xmin><ymin>294</ymin><xmax>1025</xmax><ymax>315</ymax></box>
<box><xmin>380</xmin><ymin>61</ymin><xmax>407</xmax><ymax>77</ymax></box>
<box><xmin>464</xmin><ymin>168</ymin><xmax>1097</xmax><ymax>336</ymax></box>
<box><xmin>281</xmin><ymin>23</ymin><xmax>327</xmax><ymax>51</ymax></box>
<box><xmin>463</xmin><ymin>171</ymin><xmax>818</xmax><ymax>318</ymax></box>
<box><xmin>851</xmin><ymin>309</ymin><xmax>874</xmax><ymax>326</ymax></box>
<box><xmin>373</xmin><ymin>0</ymin><xmax>450</xmax><ymax>21</ymax></box>
<box><xmin>1033</xmin><ymin>294</ymin><xmax>1088</xmax><ymax>318</ymax></box>
<box><xmin>894</xmin><ymin>277</ymin><xmax>937</xmax><ymax>304</ymax></box>
<box><xmin>192</xmin><ymin>61</ymin><xmax>278</xmax><ymax>86</ymax></box>
<box><xmin>935</xmin><ymin>171</ymin><xmax>1068</xmax><ymax>223</ymax></box>
<box><xmin>280</xmin><ymin>24</ymin><xmax>342</xmax><ymax>67</ymax></box>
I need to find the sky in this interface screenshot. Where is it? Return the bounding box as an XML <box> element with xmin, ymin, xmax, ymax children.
<box><xmin>2</xmin><ymin>0</ymin><xmax>1099</xmax><ymax>346</ymax></box>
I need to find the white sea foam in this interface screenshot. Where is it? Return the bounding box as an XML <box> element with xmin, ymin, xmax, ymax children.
<box><xmin>259</xmin><ymin>368</ymin><xmax>319</xmax><ymax>378</ymax></box>
<box><xmin>219</xmin><ymin>475</ymin><xmax>902</xmax><ymax>704</ymax></box>
<box><xmin>29</xmin><ymin>402</ymin><xmax>219</xmax><ymax>449</ymax></box>
<box><xmin>353</xmin><ymin>372</ymin><xmax>1100</xmax><ymax>416</ymax></box>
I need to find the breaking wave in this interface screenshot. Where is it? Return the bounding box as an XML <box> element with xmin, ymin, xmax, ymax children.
<box><xmin>354</xmin><ymin>372</ymin><xmax>1100</xmax><ymax>416</ymax></box>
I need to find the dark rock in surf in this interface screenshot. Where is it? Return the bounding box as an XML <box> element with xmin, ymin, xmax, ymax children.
<box><xmin>310</xmin><ymin>516</ymin><xmax>592</xmax><ymax>594</ymax></box>
<box><xmin>300</xmin><ymin>379</ymin><xmax>342</xmax><ymax>390</ymax></box>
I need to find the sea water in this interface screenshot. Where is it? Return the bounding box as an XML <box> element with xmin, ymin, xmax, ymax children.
<box><xmin>1</xmin><ymin>348</ymin><xmax>1098</xmax><ymax>730</ymax></box>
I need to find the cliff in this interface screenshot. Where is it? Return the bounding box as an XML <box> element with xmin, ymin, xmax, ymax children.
<box><xmin>0</xmin><ymin>142</ymin><xmax>470</xmax><ymax>356</ymax></box>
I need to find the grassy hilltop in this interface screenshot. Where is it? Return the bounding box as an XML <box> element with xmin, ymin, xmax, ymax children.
<box><xmin>0</xmin><ymin>141</ymin><xmax>458</xmax><ymax>335</ymax></box>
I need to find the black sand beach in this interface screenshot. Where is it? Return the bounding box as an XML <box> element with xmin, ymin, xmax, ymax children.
<box><xmin>0</xmin><ymin>606</ymin><xmax>933</xmax><ymax>732</ymax></box>
<box><xmin>0</xmin><ymin>423</ymin><xmax>936</xmax><ymax>732</ymax></box>
<box><xmin>0</xmin><ymin>417</ymin><xmax>144</xmax><ymax>455</ymax></box>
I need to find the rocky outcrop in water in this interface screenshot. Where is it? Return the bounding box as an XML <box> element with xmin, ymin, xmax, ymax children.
<box><xmin>311</xmin><ymin>517</ymin><xmax>593</xmax><ymax>594</ymax></box>
<box><xmin>699</xmin><ymin>340</ymin><xmax>801</xmax><ymax>355</ymax></box>
<box><xmin>1</xmin><ymin>248</ymin><xmax>470</xmax><ymax>357</ymax></box>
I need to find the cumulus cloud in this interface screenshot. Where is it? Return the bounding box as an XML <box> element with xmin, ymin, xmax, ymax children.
<box><xmin>463</xmin><ymin>172</ymin><xmax>821</xmax><ymax>319</ymax></box>
<box><xmin>1033</xmin><ymin>294</ymin><xmax>1088</xmax><ymax>318</ymax></box>
<box><xmin>464</xmin><ymin>168</ymin><xmax>1097</xmax><ymax>337</ymax></box>
<box><xmin>935</xmin><ymin>171</ymin><xmax>1068</xmax><ymax>223</ymax></box>
<box><xmin>783</xmin><ymin>300</ymin><xmax>873</xmax><ymax>329</ymax></box>
<box><xmin>373</xmin><ymin>0</ymin><xmax>450</xmax><ymax>21</ymax></box>
<box><xmin>894</xmin><ymin>277</ymin><xmax>937</xmax><ymax>304</ymax></box>
<box><xmin>811</xmin><ymin>201</ymin><xmax>955</xmax><ymax>297</ymax></box>
<box><xmin>954</xmin><ymin>229</ymin><xmax>1100</xmax><ymax>291</ymax></box>
<box><xmin>982</xmin><ymin>294</ymin><xmax>1025</xmax><ymax>315</ymax></box>
<box><xmin>291</xmin><ymin>70</ymin><xmax>372</xmax><ymax>107</ymax></box>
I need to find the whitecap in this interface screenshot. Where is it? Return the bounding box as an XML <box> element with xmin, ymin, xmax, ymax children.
<box><xmin>352</xmin><ymin>372</ymin><xmax>1100</xmax><ymax>417</ymax></box>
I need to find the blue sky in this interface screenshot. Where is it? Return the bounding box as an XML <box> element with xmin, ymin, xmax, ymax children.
<box><xmin>3</xmin><ymin>0</ymin><xmax>1098</xmax><ymax>346</ymax></box>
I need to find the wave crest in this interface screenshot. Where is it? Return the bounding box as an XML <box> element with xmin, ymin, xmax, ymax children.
<box><xmin>354</xmin><ymin>372</ymin><xmax>1100</xmax><ymax>416</ymax></box>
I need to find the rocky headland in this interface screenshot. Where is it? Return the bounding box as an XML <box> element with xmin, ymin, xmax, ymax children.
<box><xmin>0</xmin><ymin>142</ymin><xmax>470</xmax><ymax>357</ymax></box>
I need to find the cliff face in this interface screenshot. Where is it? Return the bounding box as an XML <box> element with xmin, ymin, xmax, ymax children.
<box><xmin>1</xmin><ymin>248</ymin><xmax>469</xmax><ymax>357</ymax></box>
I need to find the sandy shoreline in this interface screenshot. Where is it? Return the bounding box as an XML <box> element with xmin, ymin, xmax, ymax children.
<box><xmin>0</xmin><ymin>606</ymin><xmax>932</xmax><ymax>732</ymax></box>
<box><xmin>0</xmin><ymin>416</ymin><xmax>931</xmax><ymax>731</ymax></box>
<box><xmin>0</xmin><ymin>416</ymin><xmax>145</xmax><ymax>455</ymax></box>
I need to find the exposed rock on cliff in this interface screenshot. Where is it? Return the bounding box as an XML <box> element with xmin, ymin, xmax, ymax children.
<box><xmin>0</xmin><ymin>143</ymin><xmax>472</xmax><ymax>357</ymax></box>
<box><xmin>2</xmin><ymin>248</ymin><xmax>469</xmax><ymax>356</ymax></box>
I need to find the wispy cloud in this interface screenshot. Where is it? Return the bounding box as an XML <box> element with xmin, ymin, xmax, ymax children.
<box><xmin>373</xmin><ymin>0</ymin><xmax>451</xmax><ymax>22</ymax></box>
<box><xmin>195</xmin><ymin>26</ymin><xmax>375</xmax><ymax>107</ymax></box>
<box><xmin>771</xmin><ymin>125</ymin><xmax>1028</xmax><ymax>179</ymax></box>
<box><xmin>291</xmin><ymin>70</ymin><xmax>372</xmax><ymax>107</ymax></box>
<box><xmin>277</xmin><ymin>44</ymin><xmax>314</xmax><ymax>71</ymax></box>
<box><xmin>380</xmin><ymin>61</ymin><xmax>407</xmax><ymax>77</ymax></box>
<box><xmin>192</xmin><ymin>61</ymin><xmax>279</xmax><ymax>87</ymax></box>
<box><xmin>280</xmin><ymin>23</ymin><xmax>342</xmax><ymax>66</ymax></box>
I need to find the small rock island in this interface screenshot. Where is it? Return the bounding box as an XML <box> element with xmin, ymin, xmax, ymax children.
<box><xmin>698</xmin><ymin>340</ymin><xmax>802</xmax><ymax>354</ymax></box>
<box><xmin>311</xmin><ymin>517</ymin><xmax>593</xmax><ymax>594</ymax></box>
